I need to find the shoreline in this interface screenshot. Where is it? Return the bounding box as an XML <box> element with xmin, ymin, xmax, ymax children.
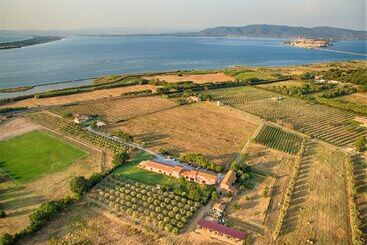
<box><xmin>0</xmin><ymin>36</ymin><xmax>63</xmax><ymax>50</ymax></box>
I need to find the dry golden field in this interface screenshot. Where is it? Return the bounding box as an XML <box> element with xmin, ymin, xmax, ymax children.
<box><xmin>19</xmin><ymin>203</ymin><xmax>156</xmax><ymax>245</ymax></box>
<box><xmin>237</xmin><ymin>143</ymin><xmax>297</xmax><ymax>244</ymax></box>
<box><xmin>337</xmin><ymin>92</ymin><xmax>367</xmax><ymax>105</ymax></box>
<box><xmin>52</xmin><ymin>95</ymin><xmax>177</xmax><ymax>123</ymax></box>
<box><xmin>144</xmin><ymin>72</ymin><xmax>235</xmax><ymax>83</ymax></box>
<box><xmin>226</xmin><ymin>174</ymin><xmax>275</xmax><ymax>229</ymax></box>
<box><xmin>108</xmin><ymin>102</ymin><xmax>260</xmax><ymax>166</ymax></box>
<box><xmin>1</xmin><ymin>84</ymin><xmax>156</xmax><ymax>108</ymax></box>
<box><xmin>277</xmin><ymin>142</ymin><xmax>351</xmax><ymax>245</ymax></box>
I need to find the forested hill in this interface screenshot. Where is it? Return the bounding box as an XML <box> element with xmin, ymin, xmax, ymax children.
<box><xmin>179</xmin><ymin>25</ymin><xmax>367</xmax><ymax>40</ymax></box>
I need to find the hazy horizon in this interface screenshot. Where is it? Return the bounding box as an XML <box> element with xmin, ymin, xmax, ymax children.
<box><xmin>1</xmin><ymin>0</ymin><xmax>366</xmax><ymax>31</ymax></box>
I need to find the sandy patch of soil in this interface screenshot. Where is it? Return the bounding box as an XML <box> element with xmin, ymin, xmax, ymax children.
<box><xmin>0</xmin><ymin>117</ymin><xmax>41</xmax><ymax>141</ymax></box>
<box><xmin>145</xmin><ymin>72</ymin><xmax>235</xmax><ymax>84</ymax></box>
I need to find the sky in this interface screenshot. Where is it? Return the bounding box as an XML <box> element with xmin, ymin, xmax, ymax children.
<box><xmin>0</xmin><ymin>0</ymin><xmax>366</xmax><ymax>31</ymax></box>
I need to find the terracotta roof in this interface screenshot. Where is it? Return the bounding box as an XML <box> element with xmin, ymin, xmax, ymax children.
<box><xmin>197</xmin><ymin>171</ymin><xmax>218</xmax><ymax>182</ymax></box>
<box><xmin>221</xmin><ymin>170</ymin><xmax>236</xmax><ymax>187</ymax></box>
<box><xmin>180</xmin><ymin>169</ymin><xmax>198</xmax><ymax>178</ymax></box>
<box><xmin>138</xmin><ymin>161</ymin><xmax>183</xmax><ymax>174</ymax></box>
<box><xmin>197</xmin><ymin>219</ymin><xmax>245</xmax><ymax>240</ymax></box>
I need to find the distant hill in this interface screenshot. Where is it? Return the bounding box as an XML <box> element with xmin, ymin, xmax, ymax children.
<box><xmin>179</xmin><ymin>25</ymin><xmax>367</xmax><ymax>40</ymax></box>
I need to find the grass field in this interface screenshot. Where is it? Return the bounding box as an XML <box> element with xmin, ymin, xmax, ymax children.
<box><xmin>108</xmin><ymin>102</ymin><xmax>260</xmax><ymax>166</ymax></box>
<box><xmin>113</xmin><ymin>151</ymin><xmax>178</xmax><ymax>186</ymax></box>
<box><xmin>233</xmin><ymin>70</ymin><xmax>274</xmax><ymax>81</ymax></box>
<box><xmin>0</xmin><ymin>120</ymin><xmax>102</xmax><ymax>234</ymax></box>
<box><xmin>0</xmin><ymin>130</ymin><xmax>87</xmax><ymax>183</ymax></box>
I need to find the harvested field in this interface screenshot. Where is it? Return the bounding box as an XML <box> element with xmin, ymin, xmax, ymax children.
<box><xmin>243</xmin><ymin>143</ymin><xmax>296</xmax><ymax>244</ymax></box>
<box><xmin>1</xmin><ymin>85</ymin><xmax>156</xmax><ymax>108</ymax></box>
<box><xmin>144</xmin><ymin>72</ymin><xmax>235</xmax><ymax>84</ymax></box>
<box><xmin>226</xmin><ymin>174</ymin><xmax>275</xmax><ymax>228</ymax></box>
<box><xmin>19</xmin><ymin>202</ymin><xmax>156</xmax><ymax>245</ymax></box>
<box><xmin>51</xmin><ymin>95</ymin><xmax>177</xmax><ymax>123</ymax></box>
<box><xmin>337</xmin><ymin>92</ymin><xmax>367</xmax><ymax>105</ymax></box>
<box><xmin>108</xmin><ymin>102</ymin><xmax>260</xmax><ymax>166</ymax></box>
<box><xmin>278</xmin><ymin>142</ymin><xmax>351</xmax><ymax>245</ymax></box>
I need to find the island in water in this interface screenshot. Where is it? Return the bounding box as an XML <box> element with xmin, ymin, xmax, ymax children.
<box><xmin>284</xmin><ymin>37</ymin><xmax>332</xmax><ymax>49</ymax></box>
<box><xmin>0</xmin><ymin>36</ymin><xmax>62</xmax><ymax>50</ymax></box>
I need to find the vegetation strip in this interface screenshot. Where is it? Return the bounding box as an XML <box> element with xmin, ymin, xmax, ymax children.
<box><xmin>344</xmin><ymin>155</ymin><xmax>366</xmax><ymax>245</ymax></box>
<box><xmin>273</xmin><ymin>138</ymin><xmax>306</xmax><ymax>238</ymax></box>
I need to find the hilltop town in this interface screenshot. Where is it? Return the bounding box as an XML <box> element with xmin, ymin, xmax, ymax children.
<box><xmin>284</xmin><ymin>38</ymin><xmax>331</xmax><ymax>49</ymax></box>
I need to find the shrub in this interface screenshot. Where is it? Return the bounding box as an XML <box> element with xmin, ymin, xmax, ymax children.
<box><xmin>355</xmin><ymin>136</ymin><xmax>366</xmax><ymax>152</ymax></box>
<box><xmin>0</xmin><ymin>210</ymin><xmax>6</xmax><ymax>218</ymax></box>
<box><xmin>70</xmin><ymin>176</ymin><xmax>88</xmax><ymax>197</ymax></box>
<box><xmin>0</xmin><ymin>233</ymin><xmax>14</xmax><ymax>245</ymax></box>
<box><xmin>27</xmin><ymin>198</ymin><xmax>73</xmax><ymax>234</ymax></box>
<box><xmin>62</xmin><ymin>112</ymin><xmax>73</xmax><ymax>118</ymax></box>
<box><xmin>112</xmin><ymin>151</ymin><xmax>130</xmax><ymax>167</ymax></box>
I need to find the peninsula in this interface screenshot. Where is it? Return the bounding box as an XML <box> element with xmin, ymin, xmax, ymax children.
<box><xmin>0</xmin><ymin>36</ymin><xmax>63</xmax><ymax>50</ymax></box>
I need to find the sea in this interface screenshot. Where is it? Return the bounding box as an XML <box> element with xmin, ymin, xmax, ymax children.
<box><xmin>0</xmin><ymin>35</ymin><xmax>366</xmax><ymax>99</ymax></box>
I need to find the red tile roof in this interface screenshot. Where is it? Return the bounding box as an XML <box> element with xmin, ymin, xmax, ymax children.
<box><xmin>197</xmin><ymin>219</ymin><xmax>246</xmax><ymax>240</ymax></box>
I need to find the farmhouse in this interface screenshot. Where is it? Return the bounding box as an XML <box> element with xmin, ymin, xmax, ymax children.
<box><xmin>220</xmin><ymin>170</ymin><xmax>237</xmax><ymax>194</ymax></box>
<box><xmin>196</xmin><ymin>219</ymin><xmax>245</xmax><ymax>244</ymax></box>
<box><xmin>138</xmin><ymin>160</ymin><xmax>218</xmax><ymax>185</ymax></box>
<box><xmin>212</xmin><ymin>201</ymin><xmax>227</xmax><ymax>215</ymax></box>
<box><xmin>73</xmin><ymin>114</ymin><xmax>91</xmax><ymax>124</ymax></box>
<box><xmin>138</xmin><ymin>160</ymin><xmax>184</xmax><ymax>178</ymax></box>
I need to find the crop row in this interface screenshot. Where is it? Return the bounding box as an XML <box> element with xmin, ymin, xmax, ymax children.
<box><xmin>202</xmin><ymin>86</ymin><xmax>366</xmax><ymax>147</ymax></box>
<box><xmin>26</xmin><ymin>112</ymin><xmax>128</xmax><ymax>153</ymax></box>
<box><xmin>88</xmin><ymin>175</ymin><xmax>200</xmax><ymax>234</ymax></box>
<box><xmin>254</xmin><ymin>125</ymin><xmax>303</xmax><ymax>154</ymax></box>
<box><xmin>61</xmin><ymin>123</ymin><xmax>127</xmax><ymax>153</ymax></box>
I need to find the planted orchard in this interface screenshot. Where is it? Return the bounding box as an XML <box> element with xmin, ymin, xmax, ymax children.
<box><xmin>87</xmin><ymin>175</ymin><xmax>200</xmax><ymax>234</ymax></box>
<box><xmin>202</xmin><ymin>86</ymin><xmax>367</xmax><ymax>147</ymax></box>
<box><xmin>254</xmin><ymin>125</ymin><xmax>303</xmax><ymax>154</ymax></box>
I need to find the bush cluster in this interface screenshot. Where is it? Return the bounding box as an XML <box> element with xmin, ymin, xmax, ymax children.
<box><xmin>1</xmin><ymin>198</ymin><xmax>74</xmax><ymax>245</ymax></box>
<box><xmin>179</xmin><ymin>153</ymin><xmax>223</xmax><ymax>172</ymax></box>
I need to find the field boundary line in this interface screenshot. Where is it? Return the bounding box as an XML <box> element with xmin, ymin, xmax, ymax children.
<box><xmin>0</xmin><ymin>167</ymin><xmax>20</xmax><ymax>186</ymax></box>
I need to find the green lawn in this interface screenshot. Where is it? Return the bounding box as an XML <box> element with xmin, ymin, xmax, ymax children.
<box><xmin>0</xmin><ymin>130</ymin><xmax>87</xmax><ymax>183</ymax></box>
<box><xmin>113</xmin><ymin>151</ymin><xmax>178</xmax><ymax>186</ymax></box>
<box><xmin>234</xmin><ymin>71</ymin><xmax>273</xmax><ymax>81</ymax></box>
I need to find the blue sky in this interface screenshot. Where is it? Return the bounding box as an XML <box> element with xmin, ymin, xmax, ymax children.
<box><xmin>0</xmin><ymin>0</ymin><xmax>366</xmax><ymax>30</ymax></box>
